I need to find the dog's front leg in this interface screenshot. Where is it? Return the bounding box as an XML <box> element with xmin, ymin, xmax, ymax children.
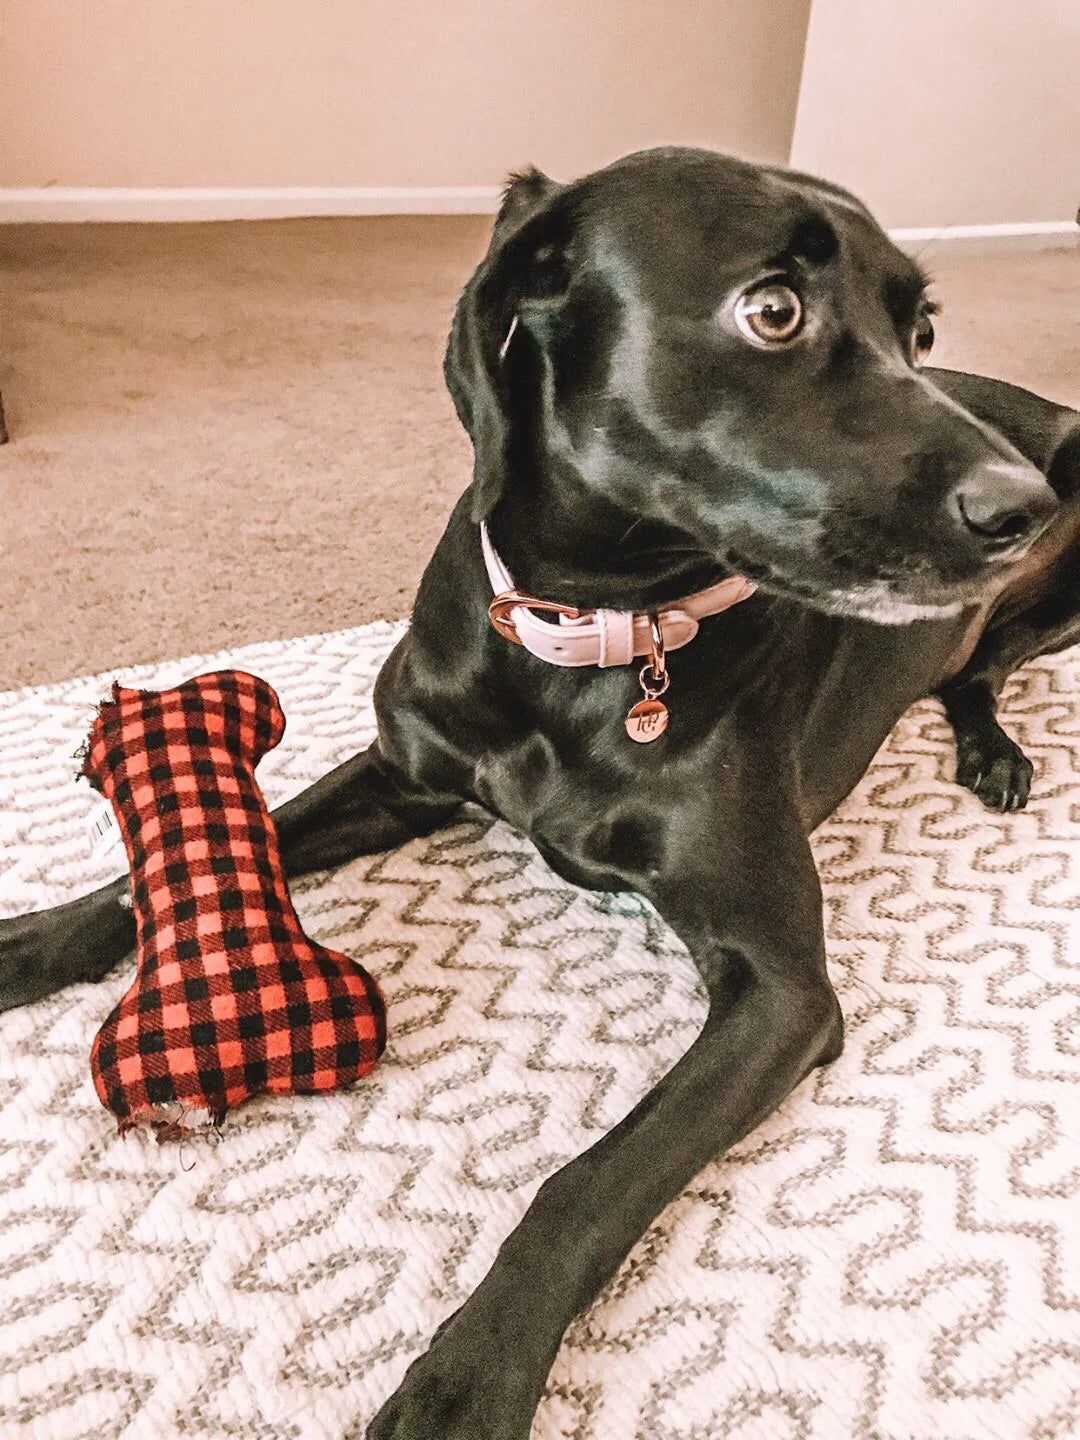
<box><xmin>367</xmin><ymin>822</ymin><xmax>843</xmax><ymax>1440</ymax></box>
<box><xmin>939</xmin><ymin>587</ymin><xmax>1080</xmax><ymax>812</ymax></box>
<box><xmin>0</xmin><ymin>741</ymin><xmax>457</xmax><ymax>1012</ymax></box>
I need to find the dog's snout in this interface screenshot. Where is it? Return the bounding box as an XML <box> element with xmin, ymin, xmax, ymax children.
<box><xmin>951</xmin><ymin>463</ymin><xmax>1058</xmax><ymax>556</ymax></box>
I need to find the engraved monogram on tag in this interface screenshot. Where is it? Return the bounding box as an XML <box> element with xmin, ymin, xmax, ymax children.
<box><xmin>625</xmin><ymin>697</ymin><xmax>669</xmax><ymax>742</ymax></box>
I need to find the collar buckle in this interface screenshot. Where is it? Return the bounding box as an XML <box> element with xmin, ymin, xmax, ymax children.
<box><xmin>488</xmin><ymin>590</ymin><xmax>583</xmax><ymax>646</ymax></box>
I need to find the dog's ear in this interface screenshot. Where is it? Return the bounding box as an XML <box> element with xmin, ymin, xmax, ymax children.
<box><xmin>444</xmin><ymin>168</ymin><xmax>572</xmax><ymax>522</ymax></box>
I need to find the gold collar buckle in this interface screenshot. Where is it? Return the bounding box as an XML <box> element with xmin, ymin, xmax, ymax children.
<box><xmin>488</xmin><ymin>591</ymin><xmax>583</xmax><ymax>646</ymax></box>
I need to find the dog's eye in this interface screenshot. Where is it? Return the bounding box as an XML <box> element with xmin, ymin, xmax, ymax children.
<box><xmin>734</xmin><ymin>283</ymin><xmax>804</xmax><ymax>345</ymax></box>
<box><xmin>911</xmin><ymin>313</ymin><xmax>935</xmax><ymax>366</ymax></box>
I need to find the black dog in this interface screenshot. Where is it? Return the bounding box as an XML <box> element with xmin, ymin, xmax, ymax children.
<box><xmin>3</xmin><ymin>148</ymin><xmax>1079</xmax><ymax>1438</ymax></box>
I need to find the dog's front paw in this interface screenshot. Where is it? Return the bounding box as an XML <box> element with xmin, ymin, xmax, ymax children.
<box><xmin>955</xmin><ymin>724</ymin><xmax>1034</xmax><ymax>812</ymax></box>
<box><xmin>367</xmin><ymin>1329</ymin><xmax>536</xmax><ymax>1440</ymax></box>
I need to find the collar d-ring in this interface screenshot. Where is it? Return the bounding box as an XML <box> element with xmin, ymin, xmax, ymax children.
<box><xmin>644</xmin><ymin>612</ymin><xmax>667</xmax><ymax>686</ymax></box>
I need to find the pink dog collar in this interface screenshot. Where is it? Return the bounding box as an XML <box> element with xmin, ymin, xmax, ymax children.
<box><xmin>481</xmin><ymin>523</ymin><xmax>757</xmax><ymax>669</ymax></box>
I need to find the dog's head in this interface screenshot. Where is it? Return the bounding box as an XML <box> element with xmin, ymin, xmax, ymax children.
<box><xmin>445</xmin><ymin>147</ymin><xmax>1058</xmax><ymax>622</ymax></box>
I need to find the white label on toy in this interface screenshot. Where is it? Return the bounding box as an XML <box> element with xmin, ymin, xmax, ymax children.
<box><xmin>88</xmin><ymin>800</ymin><xmax>123</xmax><ymax>859</ymax></box>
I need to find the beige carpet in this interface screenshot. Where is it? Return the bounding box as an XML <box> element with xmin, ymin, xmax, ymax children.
<box><xmin>0</xmin><ymin>219</ymin><xmax>1078</xmax><ymax>690</ymax></box>
<box><xmin>0</xmin><ymin>217</ymin><xmax>488</xmax><ymax>690</ymax></box>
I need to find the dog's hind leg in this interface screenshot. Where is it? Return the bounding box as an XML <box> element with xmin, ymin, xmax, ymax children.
<box><xmin>366</xmin><ymin>813</ymin><xmax>842</xmax><ymax>1440</ymax></box>
<box><xmin>0</xmin><ymin>743</ymin><xmax>459</xmax><ymax>1013</ymax></box>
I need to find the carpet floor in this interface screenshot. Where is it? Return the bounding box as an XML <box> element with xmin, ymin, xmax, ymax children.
<box><xmin>1</xmin><ymin>220</ymin><xmax>1078</xmax><ymax>689</ymax></box>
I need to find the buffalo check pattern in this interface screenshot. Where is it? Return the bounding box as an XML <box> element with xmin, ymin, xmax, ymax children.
<box><xmin>81</xmin><ymin>669</ymin><xmax>386</xmax><ymax>1137</ymax></box>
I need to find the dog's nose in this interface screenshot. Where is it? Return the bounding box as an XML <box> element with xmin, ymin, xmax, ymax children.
<box><xmin>952</xmin><ymin>463</ymin><xmax>1058</xmax><ymax>555</ymax></box>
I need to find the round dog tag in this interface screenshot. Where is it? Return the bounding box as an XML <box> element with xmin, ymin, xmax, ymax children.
<box><xmin>624</xmin><ymin>698</ymin><xmax>669</xmax><ymax>743</ymax></box>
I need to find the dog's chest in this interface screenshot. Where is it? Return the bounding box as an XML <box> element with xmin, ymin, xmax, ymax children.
<box><xmin>473</xmin><ymin>729</ymin><xmax>683</xmax><ymax>890</ymax></box>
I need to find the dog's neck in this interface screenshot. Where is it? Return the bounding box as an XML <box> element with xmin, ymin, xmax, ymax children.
<box><xmin>484</xmin><ymin>471</ymin><xmax>733</xmax><ymax>612</ymax></box>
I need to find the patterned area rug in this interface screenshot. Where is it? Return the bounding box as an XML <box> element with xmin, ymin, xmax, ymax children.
<box><xmin>1</xmin><ymin>621</ymin><xmax>1079</xmax><ymax>1440</ymax></box>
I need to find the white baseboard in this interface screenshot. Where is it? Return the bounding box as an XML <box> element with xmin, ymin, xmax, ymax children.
<box><xmin>0</xmin><ymin>185</ymin><xmax>504</xmax><ymax>223</ymax></box>
<box><xmin>890</xmin><ymin>219</ymin><xmax>1078</xmax><ymax>254</ymax></box>
<box><xmin>0</xmin><ymin>190</ymin><xmax>1076</xmax><ymax>249</ymax></box>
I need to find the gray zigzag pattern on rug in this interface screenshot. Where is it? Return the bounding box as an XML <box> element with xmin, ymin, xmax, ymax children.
<box><xmin>0</xmin><ymin>620</ymin><xmax>1078</xmax><ymax>1439</ymax></box>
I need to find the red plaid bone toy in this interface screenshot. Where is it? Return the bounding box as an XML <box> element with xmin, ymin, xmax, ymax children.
<box><xmin>81</xmin><ymin>670</ymin><xmax>386</xmax><ymax>1139</ymax></box>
